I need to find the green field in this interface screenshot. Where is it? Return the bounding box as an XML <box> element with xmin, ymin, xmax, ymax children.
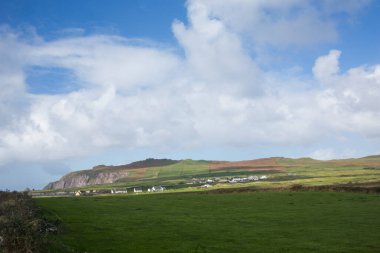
<box><xmin>37</xmin><ymin>191</ymin><xmax>380</xmax><ymax>253</ymax></box>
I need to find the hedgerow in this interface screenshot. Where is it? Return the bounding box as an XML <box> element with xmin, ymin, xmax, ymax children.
<box><xmin>0</xmin><ymin>191</ymin><xmax>57</xmax><ymax>253</ymax></box>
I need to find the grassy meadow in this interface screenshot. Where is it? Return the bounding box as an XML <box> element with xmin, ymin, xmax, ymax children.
<box><xmin>36</xmin><ymin>191</ymin><xmax>380</xmax><ymax>253</ymax></box>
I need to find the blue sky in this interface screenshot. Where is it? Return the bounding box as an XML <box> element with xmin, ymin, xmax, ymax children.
<box><xmin>0</xmin><ymin>0</ymin><xmax>380</xmax><ymax>190</ymax></box>
<box><xmin>0</xmin><ymin>0</ymin><xmax>187</xmax><ymax>42</ymax></box>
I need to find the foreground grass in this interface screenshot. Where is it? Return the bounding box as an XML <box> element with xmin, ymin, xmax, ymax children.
<box><xmin>36</xmin><ymin>192</ymin><xmax>380</xmax><ymax>253</ymax></box>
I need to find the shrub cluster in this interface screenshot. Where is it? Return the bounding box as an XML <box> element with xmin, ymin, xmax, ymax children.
<box><xmin>0</xmin><ymin>191</ymin><xmax>53</xmax><ymax>253</ymax></box>
<box><xmin>206</xmin><ymin>183</ymin><xmax>380</xmax><ymax>194</ymax></box>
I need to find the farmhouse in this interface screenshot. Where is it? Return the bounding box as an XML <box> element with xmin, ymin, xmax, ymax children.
<box><xmin>248</xmin><ymin>176</ymin><xmax>259</xmax><ymax>181</ymax></box>
<box><xmin>75</xmin><ymin>191</ymin><xmax>82</xmax><ymax>196</ymax></box>
<box><xmin>134</xmin><ymin>187</ymin><xmax>143</xmax><ymax>193</ymax></box>
<box><xmin>230</xmin><ymin>178</ymin><xmax>245</xmax><ymax>183</ymax></box>
<box><xmin>111</xmin><ymin>189</ymin><xmax>128</xmax><ymax>194</ymax></box>
<box><xmin>151</xmin><ymin>186</ymin><xmax>165</xmax><ymax>192</ymax></box>
<box><xmin>228</xmin><ymin>176</ymin><xmax>267</xmax><ymax>183</ymax></box>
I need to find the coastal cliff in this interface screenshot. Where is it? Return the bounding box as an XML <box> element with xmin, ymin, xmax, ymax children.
<box><xmin>43</xmin><ymin>158</ymin><xmax>178</xmax><ymax>190</ymax></box>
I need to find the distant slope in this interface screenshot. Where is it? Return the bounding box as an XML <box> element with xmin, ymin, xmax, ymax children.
<box><xmin>44</xmin><ymin>158</ymin><xmax>179</xmax><ymax>190</ymax></box>
<box><xmin>209</xmin><ymin>158</ymin><xmax>283</xmax><ymax>171</ymax></box>
<box><xmin>43</xmin><ymin>156</ymin><xmax>380</xmax><ymax>190</ymax></box>
<box><xmin>114</xmin><ymin>158</ymin><xmax>179</xmax><ymax>169</ymax></box>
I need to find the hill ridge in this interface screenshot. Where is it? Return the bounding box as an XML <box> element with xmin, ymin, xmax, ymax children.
<box><xmin>43</xmin><ymin>156</ymin><xmax>380</xmax><ymax>191</ymax></box>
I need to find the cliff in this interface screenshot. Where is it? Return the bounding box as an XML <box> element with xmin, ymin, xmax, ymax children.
<box><xmin>44</xmin><ymin>158</ymin><xmax>178</xmax><ymax>190</ymax></box>
<box><xmin>44</xmin><ymin>170</ymin><xmax>130</xmax><ymax>190</ymax></box>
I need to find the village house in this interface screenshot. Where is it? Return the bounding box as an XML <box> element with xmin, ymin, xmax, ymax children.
<box><xmin>248</xmin><ymin>176</ymin><xmax>259</xmax><ymax>181</ymax></box>
<box><xmin>133</xmin><ymin>187</ymin><xmax>143</xmax><ymax>193</ymax></box>
<box><xmin>151</xmin><ymin>186</ymin><xmax>165</xmax><ymax>192</ymax></box>
<box><xmin>111</xmin><ymin>189</ymin><xmax>128</xmax><ymax>194</ymax></box>
<box><xmin>229</xmin><ymin>176</ymin><xmax>266</xmax><ymax>183</ymax></box>
<box><xmin>229</xmin><ymin>178</ymin><xmax>244</xmax><ymax>183</ymax></box>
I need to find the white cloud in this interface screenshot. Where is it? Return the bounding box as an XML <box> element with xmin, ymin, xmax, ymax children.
<box><xmin>313</xmin><ymin>50</ymin><xmax>380</xmax><ymax>139</ymax></box>
<box><xmin>173</xmin><ymin>1</ymin><xmax>262</xmax><ymax>97</ymax></box>
<box><xmin>187</xmin><ymin>0</ymin><xmax>368</xmax><ymax>48</ymax></box>
<box><xmin>309</xmin><ymin>148</ymin><xmax>336</xmax><ymax>160</ymax></box>
<box><xmin>313</xmin><ymin>49</ymin><xmax>341</xmax><ymax>82</ymax></box>
<box><xmin>0</xmin><ymin>0</ymin><xmax>379</xmax><ymax>176</ymax></box>
<box><xmin>309</xmin><ymin>148</ymin><xmax>357</xmax><ymax>161</ymax></box>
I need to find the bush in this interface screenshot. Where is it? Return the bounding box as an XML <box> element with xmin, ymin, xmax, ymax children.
<box><xmin>290</xmin><ymin>184</ymin><xmax>304</xmax><ymax>191</ymax></box>
<box><xmin>0</xmin><ymin>191</ymin><xmax>53</xmax><ymax>253</ymax></box>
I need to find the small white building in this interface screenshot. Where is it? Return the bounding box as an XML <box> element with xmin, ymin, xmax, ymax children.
<box><xmin>151</xmin><ymin>186</ymin><xmax>165</xmax><ymax>192</ymax></box>
<box><xmin>248</xmin><ymin>176</ymin><xmax>259</xmax><ymax>181</ymax></box>
<box><xmin>75</xmin><ymin>191</ymin><xmax>82</xmax><ymax>196</ymax></box>
<box><xmin>111</xmin><ymin>189</ymin><xmax>128</xmax><ymax>194</ymax></box>
<box><xmin>230</xmin><ymin>178</ymin><xmax>242</xmax><ymax>183</ymax></box>
<box><xmin>260</xmin><ymin>175</ymin><xmax>268</xmax><ymax>180</ymax></box>
<box><xmin>134</xmin><ymin>187</ymin><xmax>143</xmax><ymax>193</ymax></box>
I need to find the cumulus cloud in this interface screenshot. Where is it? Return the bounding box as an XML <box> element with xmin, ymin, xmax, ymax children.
<box><xmin>313</xmin><ymin>49</ymin><xmax>341</xmax><ymax>82</ymax></box>
<box><xmin>187</xmin><ymin>0</ymin><xmax>369</xmax><ymax>48</ymax></box>
<box><xmin>309</xmin><ymin>148</ymin><xmax>357</xmax><ymax>161</ymax></box>
<box><xmin>0</xmin><ymin>0</ymin><xmax>379</xmax><ymax>177</ymax></box>
<box><xmin>313</xmin><ymin>50</ymin><xmax>380</xmax><ymax>139</ymax></box>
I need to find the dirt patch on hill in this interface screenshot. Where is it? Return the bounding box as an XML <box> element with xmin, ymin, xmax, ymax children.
<box><xmin>116</xmin><ymin>158</ymin><xmax>179</xmax><ymax>169</ymax></box>
<box><xmin>115</xmin><ymin>168</ymin><xmax>146</xmax><ymax>182</ymax></box>
<box><xmin>209</xmin><ymin>158</ymin><xmax>284</xmax><ymax>171</ymax></box>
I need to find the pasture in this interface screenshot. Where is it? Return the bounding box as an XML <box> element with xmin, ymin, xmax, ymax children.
<box><xmin>36</xmin><ymin>191</ymin><xmax>380</xmax><ymax>253</ymax></box>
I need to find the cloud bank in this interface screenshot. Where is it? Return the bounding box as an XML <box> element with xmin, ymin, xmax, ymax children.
<box><xmin>0</xmin><ymin>0</ymin><xmax>379</xmax><ymax>177</ymax></box>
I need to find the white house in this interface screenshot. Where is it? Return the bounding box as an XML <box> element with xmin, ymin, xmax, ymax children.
<box><xmin>248</xmin><ymin>176</ymin><xmax>259</xmax><ymax>181</ymax></box>
<box><xmin>260</xmin><ymin>175</ymin><xmax>268</xmax><ymax>180</ymax></box>
<box><xmin>152</xmin><ymin>186</ymin><xmax>164</xmax><ymax>192</ymax></box>
<box><xmin>134</xmin><ymin>187</ymin><xmax>143</xmax><ymax>193</ymax></box>
<box><xmin>230</xmin><ymin>178</ymin><xmax>243</xmax><ymax>183</ymax></box>
<box><xmin>111</xmin><ymin>189</ymin><xmax>128</xmax><ymax>194</ymax></box>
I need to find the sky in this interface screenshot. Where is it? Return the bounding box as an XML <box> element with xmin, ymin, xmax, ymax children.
<box><xmin>0</xmin><ymin>0</ymin><xmax>380</xmax><ymax>190</ymax></box>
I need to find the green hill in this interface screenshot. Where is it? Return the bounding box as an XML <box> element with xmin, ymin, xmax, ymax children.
<box><xmin>41</xmin><ymin>156</ymin><xmax>380</xmax><ymax>193</ymax></box>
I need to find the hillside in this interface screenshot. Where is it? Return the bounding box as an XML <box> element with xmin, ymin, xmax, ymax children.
<box><xmin>44</xmin><ymin>158</ymin><xmax>180</xmax><ymax>190</ymax></box>
<box><xmin>43</xmin><ymin>156</ymin><xmax>380</xmax><ymax>191</ymax></box>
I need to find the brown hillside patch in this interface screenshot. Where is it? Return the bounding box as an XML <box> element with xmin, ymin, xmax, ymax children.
<box><xmin>94</xmin><ymin>159</ymin><xmax>179</xmax><ymax>172</ymax></box>
<box><xmin>117</xmin><ymin>158</ymin><xmax>178</xmax><ymax>169</ymax></box>
<box><xmin>328</xmin><ymin>159</ymin><xmax>380</xmax><ymax>168</ymax></box>
<box><xmin>209</xmin><ymin>158</ymin><xmax>284</xmax><ymax>171</ymax></box>
<box><xmin>116</xmin><ymin>168</ymin><xmax>146</xmax><ymax>182</ymax></box>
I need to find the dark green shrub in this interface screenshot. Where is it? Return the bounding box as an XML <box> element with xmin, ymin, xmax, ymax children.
<box><xmin>290</xmin><ymin>184</ymin><xmax>304</xmax><ymax>191</ymax></box>
<box><xmin>0</xmin><ymin>191</ymin><xmax>55</xmax><ymax>253</ymax></box>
